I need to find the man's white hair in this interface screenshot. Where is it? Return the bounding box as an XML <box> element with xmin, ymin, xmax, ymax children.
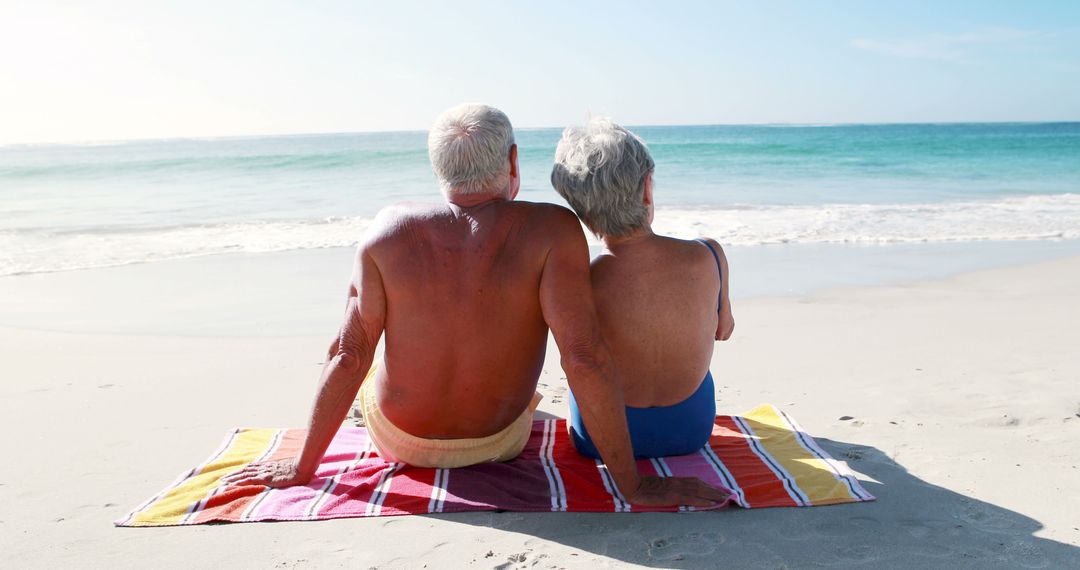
<box><xmin>428</xmin><ymin>103</ymin><xmax>516</xmax><ymax>196</ymax></box>
<box><xmin>550</xmin><ymin>117</ymin><xmax>655</xmax><ymax>237</ymax></box>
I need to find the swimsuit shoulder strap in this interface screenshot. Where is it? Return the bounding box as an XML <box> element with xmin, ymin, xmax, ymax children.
<box><xmin>695</xmin><ymin>239</ymin><xmax>723</xmax><ymax>313</ymax></box>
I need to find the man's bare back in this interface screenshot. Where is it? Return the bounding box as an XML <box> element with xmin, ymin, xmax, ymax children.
<box><xmin>369</xmin><ymin>199</ymin><xmax>568</xmax><ymax>438</ymax></box>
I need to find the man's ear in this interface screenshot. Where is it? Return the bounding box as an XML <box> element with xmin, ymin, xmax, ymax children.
<box><xmin>509</xmin><ymin>144</ymin><xmax>518</xmax><ymax>178</ymax></box>
<box><xmin>507</xmin><ymin>144</ymin><xmax>520</xmax><ymax>199</ymax></box>
<box><xmin>643</xmin><ymin>172</ymin><xmax>653</xmax><ymax>205</ymax></box>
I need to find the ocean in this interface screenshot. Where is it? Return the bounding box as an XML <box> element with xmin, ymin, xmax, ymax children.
<box><xmin>2</xmin><ymin>122</ymin><xmax>1079</xmax><ymax>278</ymax></box>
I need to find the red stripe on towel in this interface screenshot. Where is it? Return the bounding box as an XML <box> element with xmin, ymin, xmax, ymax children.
<box><xmin>711</xmin><ymin>416</ymin><xmax>799</xmax><ymax>508</ymax></box>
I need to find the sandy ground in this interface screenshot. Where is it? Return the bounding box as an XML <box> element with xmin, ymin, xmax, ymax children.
<box><xmin>2</xmin><ymin>255</ymin><xmax>1079</xmax><ymax>568</ymax></box>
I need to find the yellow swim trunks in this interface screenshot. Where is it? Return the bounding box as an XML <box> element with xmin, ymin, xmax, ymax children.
<box><xmin>358</xmin><ymin>369</ymin><xmax>541</xmax><ymax>469</ymax></box>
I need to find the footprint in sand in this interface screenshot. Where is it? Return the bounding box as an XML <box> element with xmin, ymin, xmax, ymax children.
<box><xmin>999</xmin><ymin>414</ymin><xmax>1021</xmax><ymax>427</ymax></box>
<box><xmin>491</xmin><ymin>550</ymin><xmax>542</xmax><ymax>570</ymax></box>
<box><xmin>910</xmin><ymin>543</ymin><xmax>955</xmax><ymax>560</ymax></box>
<box><xmin>843</xmin><ymin>447</ymin><xmax>866</xmax><ymax>461</ymax></box>
<box><xmin>956</xmin><ymin>500</ymin><xmax>1013</xmax><ymax>533</ymax></box>
<box><xmin>900</xmin><ymin>518</ymin><xmax>946</xmax><ymax>538</ymax></box>
<box><xmin>832</xmin><ymin>544</ymin><xmax>876</xmax><ymax>564</ymax></box>
<box><xmin>846</xmin><ymin>515</ymin><xmax>880</xmax><ymax>528</ymax></box>
<box><xmin>1003</xmin><ymin>540</ymin><xmax>1050</xmax><ymax>569</ymax></box>
<box><xmin>813</xmin><ymin>518</ymin><xmax>868</xmax><ymax>539</ymax></box>
<box><xmin>490</xmin><ymin>513</ymin><xmax>526</xmax><ymax>530</ymax></box>
<box><xmin>897</xmin><ymin>521</ymin><xmax>957</xmax><ymax>560</ymax></box>
<box><xmin>773</xmin><ymin>520</ymin><xmax>817</xmax><ymax>542</ymax></box>
<box><xmin>646</xmin><ymin>532</ymin><xmax>724</xmax><ymax>563</ymax></box>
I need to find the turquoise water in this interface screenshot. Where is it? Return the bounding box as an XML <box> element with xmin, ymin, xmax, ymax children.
<box><xmin>1</xmin><ymin>123</ymin><xmax>1079</xmax><ymax>276</ymax></box>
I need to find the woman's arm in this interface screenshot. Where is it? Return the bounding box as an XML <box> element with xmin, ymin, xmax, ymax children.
<box><xmin>705</xmin><ymin>238</ymin><xmax>734</xmax><ymax>341</ymax></box>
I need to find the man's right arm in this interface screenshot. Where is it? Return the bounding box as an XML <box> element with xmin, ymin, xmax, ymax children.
<box><xmin>538</xmin><ymin>209</ymin><xmax>729</xmax><ymax>507</ymax></box>
<box><xmin>223</xmin><ymin>224</ymin><xmax>388</xmax><ymax>488</ymax></box>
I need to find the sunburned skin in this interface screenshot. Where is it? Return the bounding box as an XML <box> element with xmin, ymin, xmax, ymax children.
<box><xmin>367</xmin><ymin>199</ymin><xmax>568</xmax><ymax>438</ymax></box>
<box><xmin>590</xmin><ymin>233</ymin><xmax>733</xmax><ymax>408</ymax></box>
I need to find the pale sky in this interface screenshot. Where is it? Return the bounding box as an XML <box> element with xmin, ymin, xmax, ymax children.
<box><xmin>2</xmin><ymin>0</ymin><xmax>1079</xmax><ymax>144</ymax></box>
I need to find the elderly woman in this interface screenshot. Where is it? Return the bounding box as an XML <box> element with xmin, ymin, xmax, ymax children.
<box><xmin>551</xmin><ymin>118</ymin><xmax>735</xmax><ymax>458</ymax></box>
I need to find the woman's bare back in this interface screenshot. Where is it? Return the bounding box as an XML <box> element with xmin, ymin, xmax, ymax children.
<box><xmin>590</xmin><ymin>235</ymin><xmax>722</xmax><ymax>407</ymax></box>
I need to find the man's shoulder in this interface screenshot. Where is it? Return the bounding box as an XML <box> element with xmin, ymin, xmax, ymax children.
<box><xmin>365</xmin><ymin>200</ymin><xmax>583</xmax><ymax>248</ymax></box>
<box><xmin>589</xmin><ymin>250</ymin><xmax>616</xmax><ymax>269</ymax></box>
<box><xmin>376</xmin><ymin>201</ymin><xmax>446</xmax><ymax>221</ymax></box>
<box><xmin>357</xmin><ymin>202</ymin><xmax>444</xmax><ymax>249</ymax></box>
<box><xmin>370</xmin><ymin>201</ymin><xmax>445</xmax><ymax>229</ymax></box>
<box><xmin>508</xmin><ymin>201</ymin><xmax>581</xmax><ymax>226</ymax></box>
<box><xmin>375</xmin><ymin>200</ymin><xmax>575</xmax><ymax>220</ymax></box>
<box><xmin>510</xmin><ymin>202</ymin><xmax>587</xmax><ymax>249</ymax></box>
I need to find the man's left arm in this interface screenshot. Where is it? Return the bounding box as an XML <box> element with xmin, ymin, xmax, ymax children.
<box><xmin>223</xmin><ymin>243</ymin><xmax>387</xmax><ymax>488</ymax></box>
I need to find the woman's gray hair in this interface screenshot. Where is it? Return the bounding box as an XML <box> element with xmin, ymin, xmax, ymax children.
<box><xmin>428</xmin><ymin>104</ymin><xmax>516</xmax><ymax>196</ymax></box>
<box><xmin>550</xmin><ymin>117</ymin><xmax>655</xmax><ymax>237</ymax></box>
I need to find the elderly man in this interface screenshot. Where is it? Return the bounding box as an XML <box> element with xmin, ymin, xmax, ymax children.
<box><xmin>224</xmin><ymin>104</ymin><xmax>727</xmax><ymax>507</ymax></box>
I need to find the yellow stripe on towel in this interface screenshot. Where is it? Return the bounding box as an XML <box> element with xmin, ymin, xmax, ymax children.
<box><xmin>742</xmin><ymin>405</ymin><xmax>857</xmax><ymax>505</ymax></box>
<box><xmin>134</xmin><ymin>428</ymin><xmax>278</xmax><ymax>525</ymax></box>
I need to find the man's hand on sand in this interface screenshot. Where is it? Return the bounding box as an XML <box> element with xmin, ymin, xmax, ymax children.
<box><xmin>222</xmin><ymin>458</ymin><xmax>311</xmax><ymax>488</ymax></box>
<box><xmin>623</xmin><ymin>476</ymin><xmax>730</xmax><ymax>507</ymax></box>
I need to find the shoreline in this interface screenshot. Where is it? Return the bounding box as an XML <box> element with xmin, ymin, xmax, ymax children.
<box><xmin>3</xmin><ymin>238</ymin><xmax>1080</xmax><ymax>337</ymax></box>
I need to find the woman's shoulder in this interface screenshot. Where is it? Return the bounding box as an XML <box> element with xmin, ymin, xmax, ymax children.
<box><xmin>653</xmin><ymin>235</ymin><xmax>723</xmax><ymax>263</ymax></box>
<box><xmin>588</xmin><ymin>235</ymin><xmax>717</xmax><ymax>278</ymax></box>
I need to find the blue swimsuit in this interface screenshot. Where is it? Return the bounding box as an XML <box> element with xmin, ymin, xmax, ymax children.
<box><xmin>568</xmin><ymin>239</ymin><xmax>724</xmax><ymax>459</ymax></box>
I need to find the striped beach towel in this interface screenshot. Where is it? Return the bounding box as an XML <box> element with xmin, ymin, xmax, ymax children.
<box><xmin>117</xmin><ymin>404</ymin><xmax>873</xmax><ymax>526</ymax></box>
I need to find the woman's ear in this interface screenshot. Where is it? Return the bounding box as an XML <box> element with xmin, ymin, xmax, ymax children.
<box><xmin>643</xmin><ymin>172</ymin><xmax>653</xmax><ymax>205</ymax></box>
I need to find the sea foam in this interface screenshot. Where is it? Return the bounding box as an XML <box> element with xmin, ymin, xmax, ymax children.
<box><xmin>652</xmin><ymin>193</ymin><xmax>1080</xmax><ymax>245</ymax></box>
<box><xmin>3</xmin><ymin>194</ymin><xmax>1078</xmax><ymax>277</ymax></box>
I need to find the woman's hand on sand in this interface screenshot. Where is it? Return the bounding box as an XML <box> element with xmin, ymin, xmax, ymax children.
<box><xmin>716</xmin><ymin>309</ymin><xmax>735</xmax><ymax>341</ymax></box>
<box><xmin>624</xmin><ymin>475</ymin><xmax>730</xmax><ymax>507</ymax></box>
<box><xmin>221</xmin><ymin>458</ymin><xmax>311</xmax><ymax>488</ymax></box>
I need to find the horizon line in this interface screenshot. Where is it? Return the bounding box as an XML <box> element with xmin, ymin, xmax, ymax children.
<box><xmin>4</xmin><ymin>119</ymin><xmax>1080</xmax><ymax>148</ymax></box>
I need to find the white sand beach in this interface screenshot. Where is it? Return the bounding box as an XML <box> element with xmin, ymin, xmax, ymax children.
<box><xmin>2</xmin><ymin>251</ymin><xmax>1079</xmax><ymax>568</ymax></box>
